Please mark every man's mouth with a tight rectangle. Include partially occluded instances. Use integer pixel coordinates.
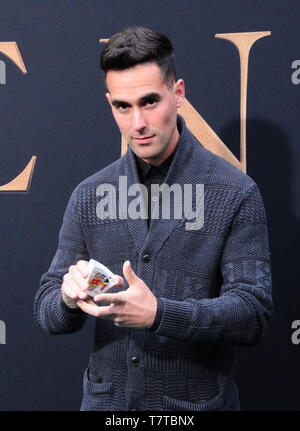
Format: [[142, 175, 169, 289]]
[[132, 135, 155, 143]]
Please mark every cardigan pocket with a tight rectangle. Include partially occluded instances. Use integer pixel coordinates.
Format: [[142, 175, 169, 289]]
[[153, 262, 220, 301], [83, 221, 137, 267], [158, 228, 226, 276], [162, 375, 227, 411], [80, 367, 113, 411]]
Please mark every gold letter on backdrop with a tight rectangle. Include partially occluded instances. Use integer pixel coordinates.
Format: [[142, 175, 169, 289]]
[[0, 42, 36, 192], [101, 31, 271, 173], [215, 31, 271, 172]]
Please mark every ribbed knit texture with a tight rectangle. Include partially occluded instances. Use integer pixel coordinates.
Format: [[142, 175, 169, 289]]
[[33, 116, 272, 411]]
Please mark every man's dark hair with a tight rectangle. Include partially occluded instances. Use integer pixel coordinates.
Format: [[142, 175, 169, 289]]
[[100, 26, 176, 87]]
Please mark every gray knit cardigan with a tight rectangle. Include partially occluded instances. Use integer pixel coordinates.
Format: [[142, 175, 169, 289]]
[[34, 116, 272, 411]]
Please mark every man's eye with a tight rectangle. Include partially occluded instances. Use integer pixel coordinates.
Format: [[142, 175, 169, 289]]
[[147, 99, 156, 105], [114, 103, 128, 112], [143, 99, 157, 107], [117, 104, 128, 112]]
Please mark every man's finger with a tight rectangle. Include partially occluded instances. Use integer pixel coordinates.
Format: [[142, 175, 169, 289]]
[[93, 292, 124, 304], [114, 321, 122, 327], [77, 260, 89, 278], [113, 275, 124, 287], [69, 266, 89, 291], [62, 279, 87, 300], [77, 299, 117, 318], [123, 260, 139, 285]]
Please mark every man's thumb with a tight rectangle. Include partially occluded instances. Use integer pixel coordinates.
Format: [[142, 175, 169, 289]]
[[123, 260, 139, 285]]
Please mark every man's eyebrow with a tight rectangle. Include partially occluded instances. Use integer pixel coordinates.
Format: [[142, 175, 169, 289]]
[[139, 93, 161, 104], [111, 93, 161, 107], [111, 99, 131, 107]]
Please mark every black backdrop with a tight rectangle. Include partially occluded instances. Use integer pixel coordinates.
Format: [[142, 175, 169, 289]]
[[0, 0, 299, 411]]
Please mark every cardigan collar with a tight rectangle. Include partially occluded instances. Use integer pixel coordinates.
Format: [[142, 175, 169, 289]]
[[123, 114, 213, 254], [133, 115, 181, 182]]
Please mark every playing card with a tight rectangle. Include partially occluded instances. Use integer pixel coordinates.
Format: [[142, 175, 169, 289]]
[[86, 259, 117, 298]]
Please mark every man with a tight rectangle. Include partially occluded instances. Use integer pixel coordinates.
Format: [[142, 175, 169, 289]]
[[34, 27, 272, 411]]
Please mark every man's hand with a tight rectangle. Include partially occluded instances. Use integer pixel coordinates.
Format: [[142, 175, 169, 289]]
[[61, 260, 123, 309], [77, 260, 157, 329]]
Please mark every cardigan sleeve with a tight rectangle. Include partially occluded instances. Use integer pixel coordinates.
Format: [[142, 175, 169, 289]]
[[152, 184, 273, 346], [33, 187, 89, 335]]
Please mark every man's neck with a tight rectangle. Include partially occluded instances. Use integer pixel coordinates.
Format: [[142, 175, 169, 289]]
[[142, 126, 180, 167]]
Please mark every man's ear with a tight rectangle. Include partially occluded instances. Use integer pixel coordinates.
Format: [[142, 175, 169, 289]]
[[106, 92, 112, 107], [174, 79, 185, 108]]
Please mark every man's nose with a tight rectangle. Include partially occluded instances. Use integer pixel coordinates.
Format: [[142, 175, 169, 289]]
[[133, 109, 147, 132]]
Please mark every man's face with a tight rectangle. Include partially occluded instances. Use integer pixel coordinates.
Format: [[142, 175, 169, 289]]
[[106, 62, 185, 166]]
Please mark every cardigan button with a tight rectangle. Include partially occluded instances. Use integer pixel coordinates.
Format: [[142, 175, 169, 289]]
[[131, 356, 140, 365], [142, 253, 151, 262]]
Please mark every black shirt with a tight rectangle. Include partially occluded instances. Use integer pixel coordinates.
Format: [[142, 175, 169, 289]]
[[134, 148, 177, 332], [134, 149, 176, 227]]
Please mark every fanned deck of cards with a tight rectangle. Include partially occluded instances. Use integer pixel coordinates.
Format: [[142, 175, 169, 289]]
[[87, 259, 117, 298]]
